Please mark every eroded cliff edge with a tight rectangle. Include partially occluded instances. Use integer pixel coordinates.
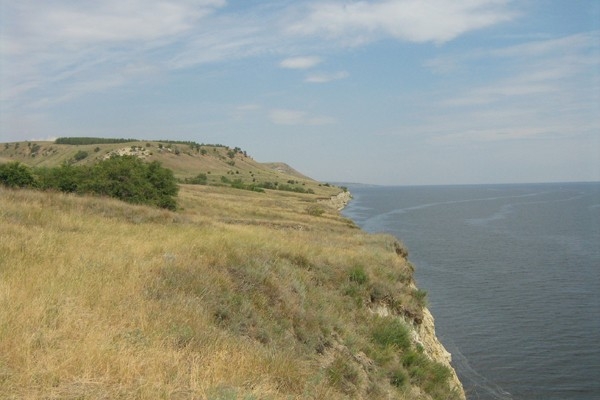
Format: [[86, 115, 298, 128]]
[[2, 184, 466, 399], [334, 191, 466, 399]]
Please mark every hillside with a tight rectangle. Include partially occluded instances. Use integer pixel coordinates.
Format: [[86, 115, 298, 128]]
[[0, 139, 465, 399], [0, 139, 338, 197]]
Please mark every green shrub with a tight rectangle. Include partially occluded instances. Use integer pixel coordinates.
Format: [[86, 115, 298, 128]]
[[185, 173, 208, 185], [30, 143, 41, 155], [389, 367, 408, 388], [0, 162, 36, 188], [230, 179, 245, 189], [55, 137, 138, 145], [33, 156, 180, 210], [306, 204, 325, 216], [72, 150, 89, 161], [348, 266, 368, 285], [326, 355, 360, 395], [412, 288, 428, 307], [371, 317, 410, 351], [258, 181, 276, 190], [401, 349, 454, 399], [35, 164, 84, 193]]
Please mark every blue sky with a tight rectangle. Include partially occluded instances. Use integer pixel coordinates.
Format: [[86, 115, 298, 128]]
[[1, 0, 599, 185]]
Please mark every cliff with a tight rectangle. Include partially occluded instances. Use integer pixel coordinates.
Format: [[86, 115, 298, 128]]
[[417, 309, 464, 395], [1, 142, 465, 399], [330, 190, 465, 398], [321, 190, 353, 210]]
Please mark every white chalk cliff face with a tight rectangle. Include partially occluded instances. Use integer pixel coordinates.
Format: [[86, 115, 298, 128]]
[[416, 308, 465, 397], [341, 190, 465, 399], [370, 302, 465, 399], [323, 191, 353, 210]]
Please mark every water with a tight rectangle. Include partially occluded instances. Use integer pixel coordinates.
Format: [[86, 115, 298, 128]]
[[341, 182, 600, 400]]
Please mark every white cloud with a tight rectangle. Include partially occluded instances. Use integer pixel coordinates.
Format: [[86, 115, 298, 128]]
[[306, 116, 337, 125], [29, 135, 58, 142], [232, 103, 262, 120], [0, 0, 518, 109], [269, 109, 306, 125], [280, 56, 322, 69], [236, 104, 261, 112], [14, 0, 225, 47], [430, 32, 599, 109], [305, 71, 349, 83], [431, 127, 548, 144], [1, 0, 228, 106], [269, 109, 336, 125], [167, 26, 270, 69], [443, 83, 557, 106], [488, 32, 598, 58], [286, 0, 517, 45]]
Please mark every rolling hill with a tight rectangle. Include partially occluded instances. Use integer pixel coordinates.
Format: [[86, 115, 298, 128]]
[[0, 138, 339, 197]]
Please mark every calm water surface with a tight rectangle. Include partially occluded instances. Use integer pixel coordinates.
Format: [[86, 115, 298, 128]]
[[342, 182, 600, 400]]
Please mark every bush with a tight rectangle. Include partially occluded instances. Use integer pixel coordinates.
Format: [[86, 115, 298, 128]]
[[327, 355, 360, 395], [0, 162, 36, 188], [306, 204, 325, 216], [55, 137, 138, 145], [258, 181, 276, 190], [412, 288, 428, 307], [35, 164, 85, 193], [84, 156, 178, 210], [371, 317, 411, 351], [185, 173, 207, 185], [348, 266, 369, 285], [31, 156, 179, 210], [389, 367, 408, 387], [30, 143, 41, 155], [72, 150, 89, 161], [401, 349, 453, 398]]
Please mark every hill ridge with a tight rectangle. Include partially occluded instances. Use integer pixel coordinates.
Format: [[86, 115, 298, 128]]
[[0, 139, 338, 197]]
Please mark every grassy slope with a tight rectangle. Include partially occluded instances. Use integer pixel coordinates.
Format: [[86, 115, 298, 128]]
[[0, 140, 463, 399], [0, 141, 337, 197]]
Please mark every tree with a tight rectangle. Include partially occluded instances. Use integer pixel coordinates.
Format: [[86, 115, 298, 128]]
[[72, 150, 89, 162], [0, 162, 36, 188], [35, 163, 85, 193], [83, 156, 178, 210]]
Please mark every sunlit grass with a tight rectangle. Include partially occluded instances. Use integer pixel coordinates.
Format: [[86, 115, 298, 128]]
[[0, 186, 461, 399]]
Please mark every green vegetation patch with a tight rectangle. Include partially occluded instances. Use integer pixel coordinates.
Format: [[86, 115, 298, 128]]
[[55, 137, 139, 145], [371, 316, 411, 351], [0, 162, 36, 188], [1, 156, 178, 210]]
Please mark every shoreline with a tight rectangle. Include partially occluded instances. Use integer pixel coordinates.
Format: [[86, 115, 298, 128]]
[[339, 188, 466, 399], [324, 189, 353, 210]]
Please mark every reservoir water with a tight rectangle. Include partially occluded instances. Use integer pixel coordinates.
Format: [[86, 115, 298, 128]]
[[341, 182, 600, 399]]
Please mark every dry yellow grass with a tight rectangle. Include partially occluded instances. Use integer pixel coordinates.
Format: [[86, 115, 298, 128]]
[[1, 185, 459, 399]]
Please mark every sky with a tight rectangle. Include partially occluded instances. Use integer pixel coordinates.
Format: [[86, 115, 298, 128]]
[[1, 0, 599, 185]]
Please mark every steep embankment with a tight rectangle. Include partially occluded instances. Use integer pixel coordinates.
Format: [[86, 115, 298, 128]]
[[1, 139, 464, 399], [0, 184, 465, 399]]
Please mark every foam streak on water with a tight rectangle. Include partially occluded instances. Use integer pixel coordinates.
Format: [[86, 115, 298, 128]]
[[342, 183, 600, 400]]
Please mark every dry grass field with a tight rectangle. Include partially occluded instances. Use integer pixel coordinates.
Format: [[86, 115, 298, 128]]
[[1, 175, 462, 399]]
